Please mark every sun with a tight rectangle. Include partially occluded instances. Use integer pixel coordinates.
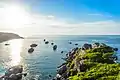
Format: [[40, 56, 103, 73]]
[[3, 4, 30, 28]]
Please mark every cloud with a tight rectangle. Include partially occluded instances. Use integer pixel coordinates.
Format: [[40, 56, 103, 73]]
[[18, 13, 120, 36], [0, 2, 119, 36], [88, 13, 103, 16], [70, 20, 120, 35], [88, 13, 112, 18], [1, 11, 120, 36]]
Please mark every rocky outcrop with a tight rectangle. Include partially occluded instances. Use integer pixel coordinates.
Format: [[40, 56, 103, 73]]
[[28, 48, 34, 53], [30, 44, 38, 47], [51, 43, 54, 45], [69, 42, 72, 44], [82, 43, 92, 50], [0, 32, 23, 43], [54, 43, 120, 80], [45, 41, 49, 44], [53, 45, 57, 51], [0, 65, 27, 80], [92, 42, 100, 48]]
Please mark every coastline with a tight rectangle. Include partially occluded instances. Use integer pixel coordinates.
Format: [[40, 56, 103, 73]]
[[0, 32, 23, 43], [54, 43, 120, 80]]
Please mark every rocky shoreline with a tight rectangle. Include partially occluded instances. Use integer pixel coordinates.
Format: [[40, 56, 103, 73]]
[[54, 43, 120, 80]]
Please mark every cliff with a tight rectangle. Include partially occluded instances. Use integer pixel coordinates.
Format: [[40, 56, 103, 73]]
[[0, 32, 23, 43], [55, 43, 120, 80]]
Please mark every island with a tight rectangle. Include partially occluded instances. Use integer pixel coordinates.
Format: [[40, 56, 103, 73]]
[[0, 32, 23, 43], [54, 43, 120, 80]]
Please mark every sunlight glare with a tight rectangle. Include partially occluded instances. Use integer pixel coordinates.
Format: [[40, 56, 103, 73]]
[[9, 39, 23, 66], [3, 4, 30, 28]]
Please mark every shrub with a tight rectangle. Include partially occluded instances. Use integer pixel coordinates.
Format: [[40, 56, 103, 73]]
[[68, 44, 120, 80]]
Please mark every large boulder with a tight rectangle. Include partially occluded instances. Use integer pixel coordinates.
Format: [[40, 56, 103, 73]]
[[30, 44, 38, 47], [45, 41, 49, 44], [82, 43, 92, 50], [28, 48, 34, 53], [53, 45, 57, 51], [5, 65, 23, 76], [100, 43, 107, 47], [3, 65, 26, 80], [57, 65, 67, 75], [92, 42, 100, 48]]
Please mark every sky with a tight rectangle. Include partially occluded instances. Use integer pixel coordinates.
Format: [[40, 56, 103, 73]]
[[0, 0, 120, 36]]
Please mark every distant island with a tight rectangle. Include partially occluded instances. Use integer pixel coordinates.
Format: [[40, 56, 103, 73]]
[[0, 32, 23, 43]]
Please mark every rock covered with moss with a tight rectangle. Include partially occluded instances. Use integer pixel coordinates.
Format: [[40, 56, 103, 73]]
[[54, 43, 120, 80]]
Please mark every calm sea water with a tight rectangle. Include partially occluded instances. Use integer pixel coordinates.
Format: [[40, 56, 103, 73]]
[[0, 35, 120, 80]]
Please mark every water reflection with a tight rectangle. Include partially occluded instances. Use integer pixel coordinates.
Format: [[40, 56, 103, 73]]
[[9, 39, 23, 66]]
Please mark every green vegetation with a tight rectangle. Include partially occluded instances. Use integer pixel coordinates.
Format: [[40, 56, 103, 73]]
[[67, 45, 120, 80]]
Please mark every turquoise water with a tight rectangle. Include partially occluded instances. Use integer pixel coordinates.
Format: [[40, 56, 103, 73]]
[[0, 35, 120, 80]]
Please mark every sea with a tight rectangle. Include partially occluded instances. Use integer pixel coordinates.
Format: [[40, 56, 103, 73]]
[[0, 35, 120, 80]]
